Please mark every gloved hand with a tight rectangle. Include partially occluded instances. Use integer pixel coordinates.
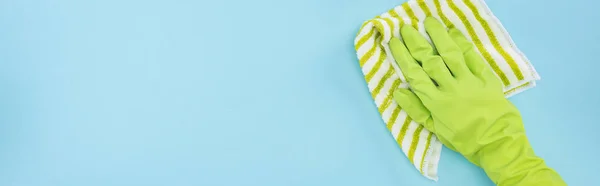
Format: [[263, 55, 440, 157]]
[[389, 17, 566, 186]]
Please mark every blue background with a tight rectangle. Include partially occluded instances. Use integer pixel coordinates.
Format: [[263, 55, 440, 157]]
[[0, 0, 597, 185]]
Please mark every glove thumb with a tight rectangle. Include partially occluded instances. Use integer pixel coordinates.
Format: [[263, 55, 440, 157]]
[[393, 88, 435, 133]]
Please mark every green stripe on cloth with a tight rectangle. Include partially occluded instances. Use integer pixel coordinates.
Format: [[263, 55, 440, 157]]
[[355, 28, 374, 51], [504, 82, 531, 95], [396, 116, 412, 146], [402, 3, 419, 29], [420, 133, 433, 174], [463, 0, 524, 80], [378, 79, 401, 114], [382, 17, 396, 35], [388, 9, 400, 18], [359, 33, 381, 67], [417, 0, 433, 16], [446, 0, 511, 86], [365, 50, 385, 82], [408, 125, 424, 164], [386, 106, 402, 130], [434, 0, 453, 27], [433, 0, 454, 28], [359, 44, 376, 67], [371, 65, 395, 97]]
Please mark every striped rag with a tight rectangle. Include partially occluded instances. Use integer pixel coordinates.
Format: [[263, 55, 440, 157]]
[[353, 0, 539, 180]]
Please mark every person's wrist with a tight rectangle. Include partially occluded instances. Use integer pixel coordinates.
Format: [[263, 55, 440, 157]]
[[471, 113, 543, 184]]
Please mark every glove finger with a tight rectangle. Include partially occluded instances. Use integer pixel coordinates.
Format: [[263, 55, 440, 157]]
[[401, 25, 455, 87], [389, 37, 438, 94], [448, 28, 501, 85], [393, 88, 435, 132], [423, 17, 470, 78]]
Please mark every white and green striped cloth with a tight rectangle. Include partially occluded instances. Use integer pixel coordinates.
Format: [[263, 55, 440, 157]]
[[353, 0, 539, 180]]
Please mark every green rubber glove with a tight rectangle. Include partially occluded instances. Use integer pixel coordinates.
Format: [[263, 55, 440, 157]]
[[389, 17, 566, 186]]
